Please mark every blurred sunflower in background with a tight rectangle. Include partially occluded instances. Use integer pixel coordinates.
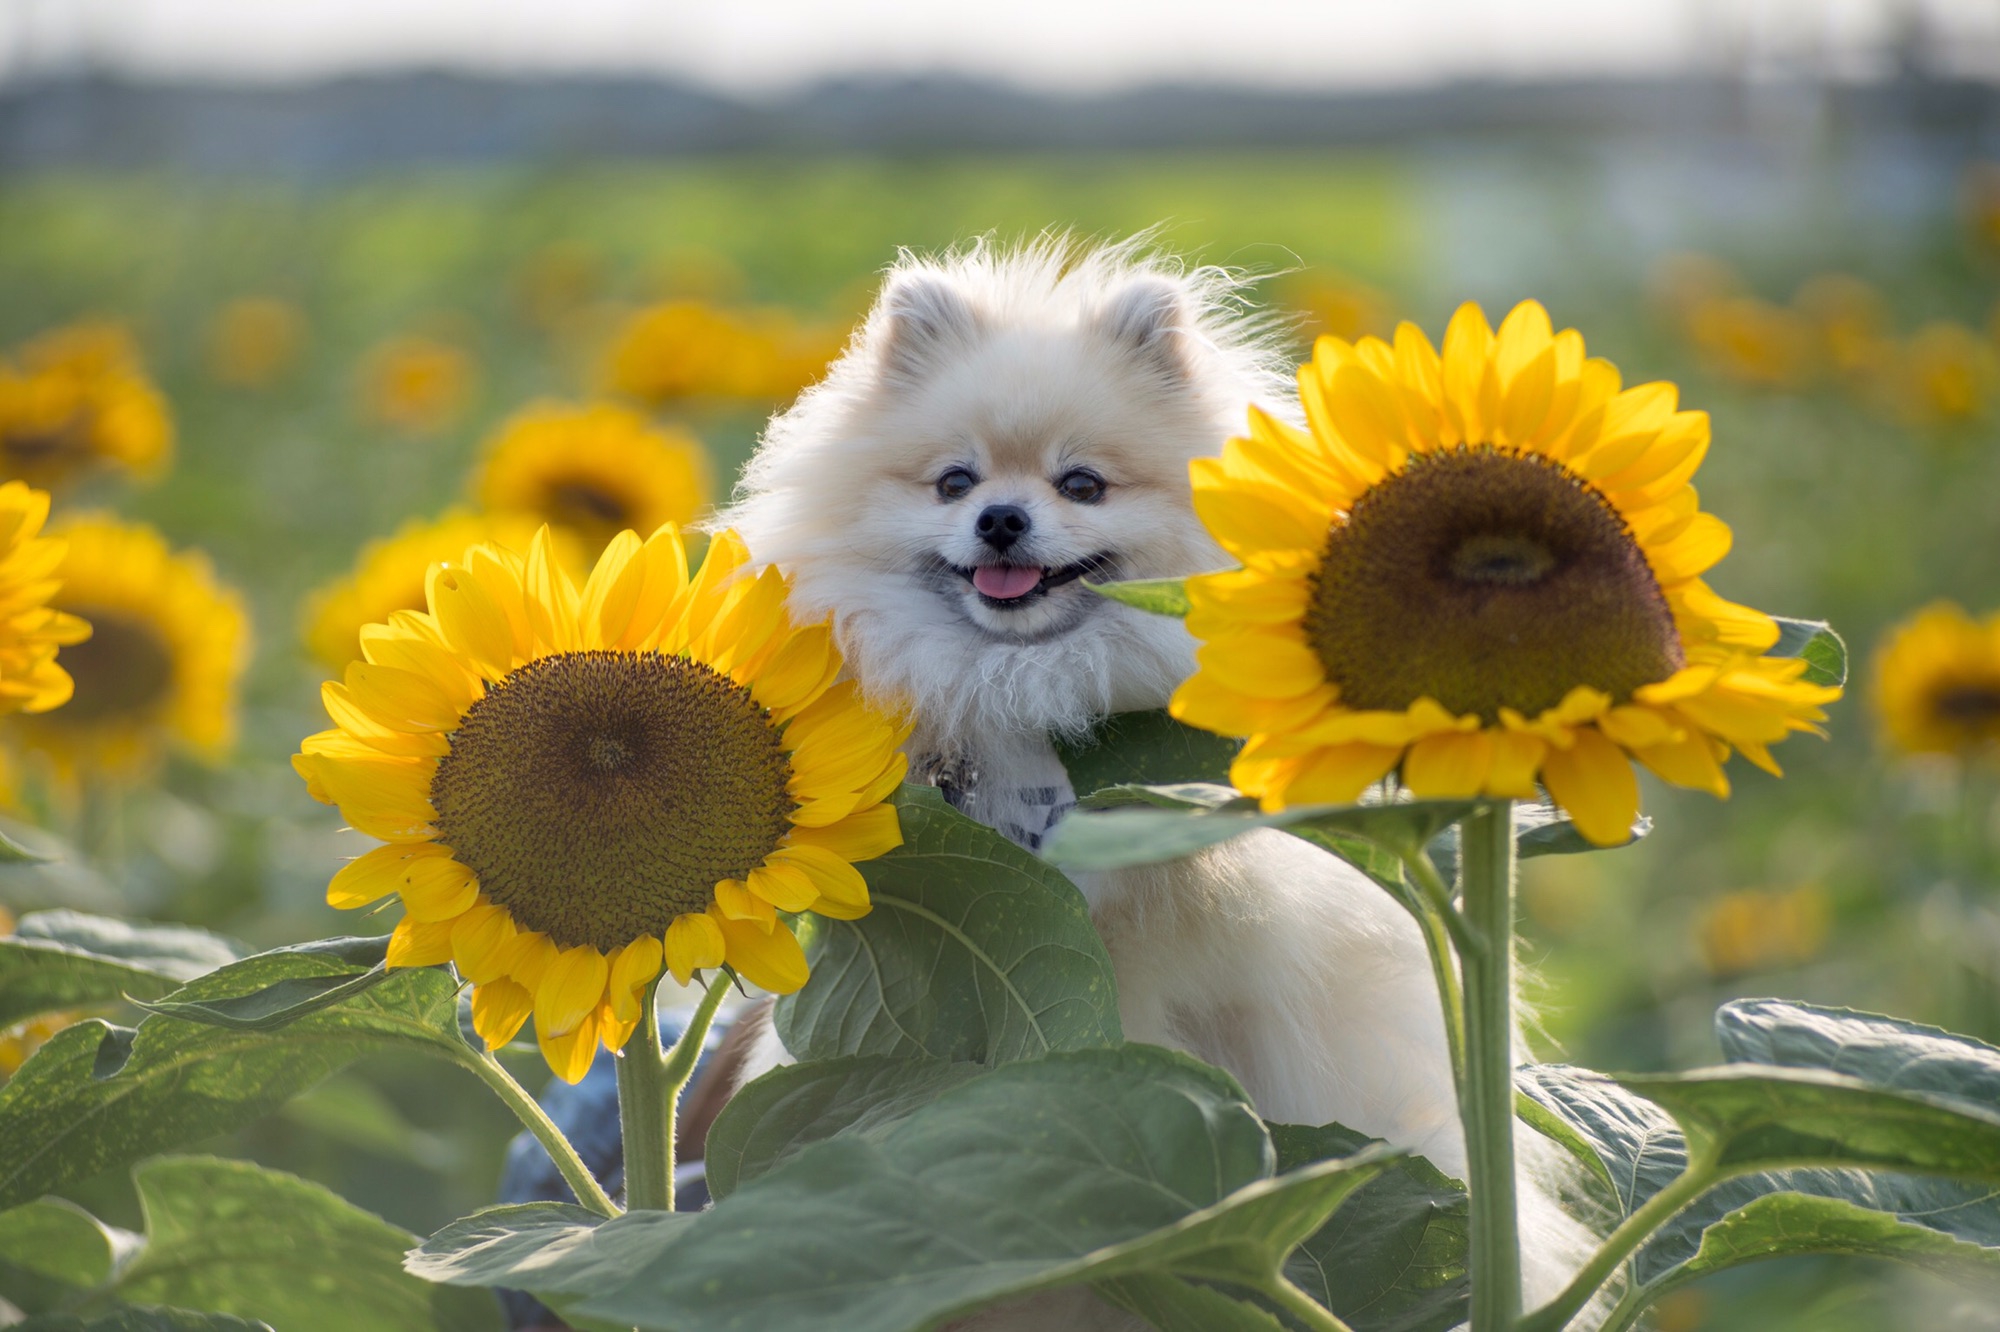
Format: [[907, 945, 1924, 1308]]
[[301, 510, 579, 672], [9, 514, 249, 783], [1793, 273, 1890, 383], [205, 297, 308, 390], [601, 300, 779, 404], [293, 525, 908, 1081], [471, 401, 710, 552], [1686, 295, 1815, 390], [0, 322, 173, 489], [1874, 602, 2000, 761], [1172, 300, 1840, 845], [1697, 883, 1831, 977], [1892, 322, 1996, 428], [0, 482, 90, 717], [601, 300, 846, 405], [357, 334, 475, 436]]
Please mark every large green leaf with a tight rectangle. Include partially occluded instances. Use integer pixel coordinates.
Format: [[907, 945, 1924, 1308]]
[[703, 1055, 987, 1199], [1055, 710, 1240, 798], [0, 912, 243, 1029], [17, 1309, 273, 1331], [1650, 1191, 2000, 1295], [0, 948, 464, 1211], [1043, 783, 1474, 875], [773, 785, 1120, 1065], [413, 1045, 1394, 1332], [0, 1156, 496, 1331], [1268, 1123, 1469, 1332], [1769, 616, 1848, 688], [1716, 998, 2000, 1102], [1517, 1065, 1686, 1221], [0, 1197, 130, 1315], [133, 938, 396, 1033], [1520, 1051, 2000, 1319], [1617, 1064, 2000, 1179], [1094, 1274, 1288, 1331], [112, 1157, 496, 1331]]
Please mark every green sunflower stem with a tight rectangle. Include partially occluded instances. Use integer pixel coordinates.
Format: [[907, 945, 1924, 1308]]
[[1459, 800, 1522, 1332], [1401, 850, 1470, 1086], [618, 971, 730, 1213], [459, 1048, 618, 1218]]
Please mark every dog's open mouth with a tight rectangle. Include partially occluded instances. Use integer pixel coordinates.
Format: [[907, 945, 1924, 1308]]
[[956, 555, 1112, 608]]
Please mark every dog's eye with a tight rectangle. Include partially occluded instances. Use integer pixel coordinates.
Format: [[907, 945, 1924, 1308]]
[[935, 468, 977, 501], [1055, 468, 1106, 504]]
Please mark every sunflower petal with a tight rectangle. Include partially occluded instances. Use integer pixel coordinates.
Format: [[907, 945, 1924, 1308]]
[[1539, 727, 1641, 847], [785, 803, 903, 862], [714, 911, 809, 994], [665, 912, 726, 985], [471, 978, 534, 1049], [386, 915, 456, 969], [538, 1006, 603, 1084], [535, 945, 609, 1039]]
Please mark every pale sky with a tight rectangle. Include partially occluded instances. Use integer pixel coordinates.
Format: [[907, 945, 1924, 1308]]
[[5, 0, 1997, 91]]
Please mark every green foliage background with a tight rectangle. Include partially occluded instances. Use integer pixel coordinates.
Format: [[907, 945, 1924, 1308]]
[[2, 145, 1999, 1329]]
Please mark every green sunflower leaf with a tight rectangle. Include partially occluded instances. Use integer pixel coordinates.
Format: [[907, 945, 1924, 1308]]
[[1093, 1274, 1289, 1331], [0, 1156, 496, 1332], [1616, 1064, 2000, 1181], [1768, 616, 1848, 688], [703, 1055, 988, 1200], [414, 1045, 1394, 1332], [1519, 1048, 2000, 1323], [1043, 784, 1475, 874], [1055, 709, 1241, 797], [0, 911, 244, 1029], [15, 1309, 274, 1331], [0, 1196, 130, 1315], [1083, 575, 1190, 618], [131, 938, 396, 1032], [1268, 1122, 1470, 1332], [1642, 1190, 2000, 1300], [773, 784, 1121, 1065], [0, 948, 465, 1211]]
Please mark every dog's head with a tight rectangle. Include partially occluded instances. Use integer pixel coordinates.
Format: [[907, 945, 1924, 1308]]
[[726, 238, 1292, 745]]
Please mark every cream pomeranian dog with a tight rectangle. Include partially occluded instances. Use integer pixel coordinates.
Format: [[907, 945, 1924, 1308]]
[[720, 236, 1599, 1327]]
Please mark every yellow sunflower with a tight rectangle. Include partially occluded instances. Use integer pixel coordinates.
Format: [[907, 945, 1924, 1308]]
[[9, 515, 249, 781], [0, 322, 173, 489], [1171, 300, 1841, 845], [1872, 602, 2000, 760], [0, 482, 90, 715], [471, 401, 710, 552], [293, 525, 908, 1082], [301, 510, 580, 672]]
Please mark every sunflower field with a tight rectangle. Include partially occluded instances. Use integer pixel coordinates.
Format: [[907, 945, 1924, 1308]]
[[2, 144, 2000, 1332]]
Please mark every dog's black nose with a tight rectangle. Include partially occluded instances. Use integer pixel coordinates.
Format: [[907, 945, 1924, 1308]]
[[975, 504, 1030, 551]]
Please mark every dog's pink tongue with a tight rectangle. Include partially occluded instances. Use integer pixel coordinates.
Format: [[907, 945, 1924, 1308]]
[[973, 565, 1043, 599]]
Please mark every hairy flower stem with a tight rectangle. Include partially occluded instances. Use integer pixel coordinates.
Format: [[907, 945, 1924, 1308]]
[[459, 1047, 618, 1218], [1460, 801, 1522, 1332], [1515, 1148, 1720, 1332], [618, 973, 730, 1213], [1402, 850, 1470, 1087]]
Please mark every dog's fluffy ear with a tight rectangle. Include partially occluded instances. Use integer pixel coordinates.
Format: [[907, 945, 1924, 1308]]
[[879, 273, 979, 379], [1097, 276, 1190, 380]]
